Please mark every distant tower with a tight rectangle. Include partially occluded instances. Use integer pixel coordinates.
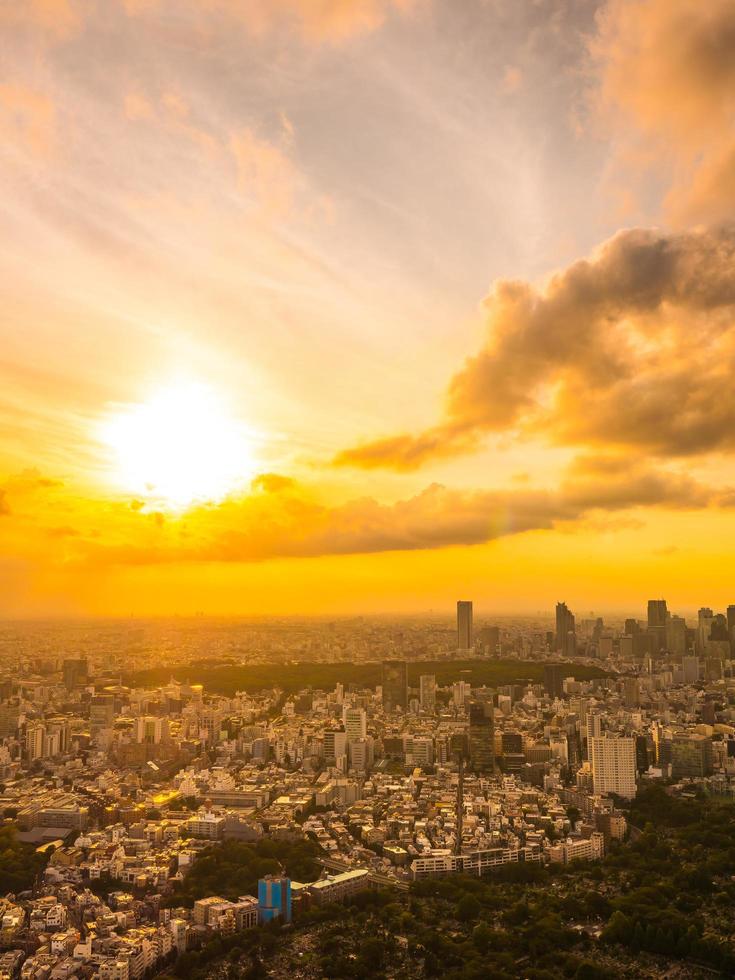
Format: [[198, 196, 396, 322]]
[[455, 754, 464, 856], [381, 661, 408, 711], [647, 599, 668, 653], [457, 601, 473, 651], [419, 674, 436, 711], [468, 698, 495, 773], [555, 602, 576, 657]]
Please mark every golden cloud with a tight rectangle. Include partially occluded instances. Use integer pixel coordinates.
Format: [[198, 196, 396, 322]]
[[0, 459, 727, 569], [336, 225, 735, 469]]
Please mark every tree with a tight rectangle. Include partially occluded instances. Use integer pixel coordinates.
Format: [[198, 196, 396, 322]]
[[457, 894, 482, 923]]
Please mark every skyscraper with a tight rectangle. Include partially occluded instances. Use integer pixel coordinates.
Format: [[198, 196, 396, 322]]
[[343, 706, 367, 739], [697, 607, 714, 654], [589, 735, 637, 799], [555, 602, 576, 656], [382, 661, 408, 711], [647, 599, 668, 652], [419, 674, 436, 710], [666, 614, 688, 656], [457, 601, 473, 650], [543, 663, 566, 699], [468, 698, 494, 773], [647, 599, 667, 627]]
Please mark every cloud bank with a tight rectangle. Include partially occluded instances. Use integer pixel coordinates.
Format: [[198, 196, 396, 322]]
[[336, 225, 735, 469], [0, 460, 728, 568]]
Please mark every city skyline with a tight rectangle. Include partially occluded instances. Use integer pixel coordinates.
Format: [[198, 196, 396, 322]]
[[3, 0, 735, 616]]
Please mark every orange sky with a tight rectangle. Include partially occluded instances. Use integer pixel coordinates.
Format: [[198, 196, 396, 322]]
[[2, 0, 735, 617]]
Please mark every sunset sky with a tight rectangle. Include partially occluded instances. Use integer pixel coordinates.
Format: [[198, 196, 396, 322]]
[[2, 0, 735, 617]]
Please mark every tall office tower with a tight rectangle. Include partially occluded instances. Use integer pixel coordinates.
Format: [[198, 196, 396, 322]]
[[697, 607, 714, 653], [647, 599, 667, 627], [89, 695, 115, 731], [478, 626, 500, 655], [666, 615, 688, 656], [452, 680, 471, 707], [646, 599, 668, 652], [258, 876, 292, 924], [635, 735, 650, 774], [342, 706, 367, 740], [589, 734, 637, 798], [623, 676, 640, 708], [543, 663, 566, 699], [25, 723, 46, 761], [419, 674, 436, 711], [555, 602, 576, 656], [728, 605, 735, 638], [710, 614, 729, 641], [681, 655, 700, 684], [382, 661, 408, 711], [457, 601, 474, 650], [468, 698, 495, 773], [671, 734, 714, 779], [348, 738, 372, 772], [586, 710, 603, 745], [323, 729, 348, 766], [412, 736, 434, 767]]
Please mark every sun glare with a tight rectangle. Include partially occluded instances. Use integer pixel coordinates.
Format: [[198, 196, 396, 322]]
[[101, 382, 257, 509]]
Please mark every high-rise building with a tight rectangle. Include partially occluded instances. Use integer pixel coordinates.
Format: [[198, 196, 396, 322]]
[[666, 615, 688, 656], [348, 738, 372, 772], [543, 663, 566, 699], [697, 607, 715, 653], [671, 734, 713, 779], [452, 681, 471, 707], [25, 723, 46, 761], [323, 730, 348, 766], [411, 736, 434, 767], [555, 602, 576, 656], [89, 695, 115, 731], [623, 677, 640, 708], [343, 707, 367, 740], [468, 698, 494, 773], [382, 661, 408, 711], [647, 599, 668, 652], [419, 674, 436, 711], [589, 735, 637, 798], [457, 601, 473, 650], [681, 655, 699, 684], [478, 626, 500, 655], [258, 876, 291, 924]]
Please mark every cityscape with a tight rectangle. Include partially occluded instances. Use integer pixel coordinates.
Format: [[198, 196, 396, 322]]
[[4, 0, 735, 977], [0, 601, 731, 977]]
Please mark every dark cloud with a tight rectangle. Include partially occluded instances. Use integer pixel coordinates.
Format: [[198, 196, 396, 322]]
[[335, 225, 735, 469]]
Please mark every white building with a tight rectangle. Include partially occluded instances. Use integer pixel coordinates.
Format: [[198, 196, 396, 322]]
[[589, 735, 637, 799]]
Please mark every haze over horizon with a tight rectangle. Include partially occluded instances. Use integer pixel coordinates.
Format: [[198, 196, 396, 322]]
[[3, 0, 735, 616]]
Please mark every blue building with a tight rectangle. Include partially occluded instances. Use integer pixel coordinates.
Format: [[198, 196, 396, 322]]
[[257, 875, 292, 924]]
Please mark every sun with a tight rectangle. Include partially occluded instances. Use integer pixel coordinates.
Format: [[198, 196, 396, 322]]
[[100, 382, 257, 508]]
